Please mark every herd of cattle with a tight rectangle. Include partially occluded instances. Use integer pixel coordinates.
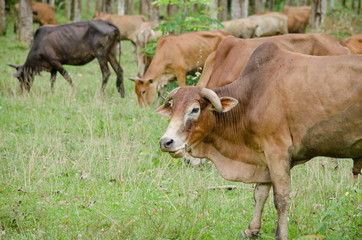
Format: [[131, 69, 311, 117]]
[[8, 3, 362, 240]]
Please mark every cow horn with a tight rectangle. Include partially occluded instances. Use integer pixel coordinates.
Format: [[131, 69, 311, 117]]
[[164, 87, 180, 106], [7, 63, 20, 69], [201, 88, 222, 112]]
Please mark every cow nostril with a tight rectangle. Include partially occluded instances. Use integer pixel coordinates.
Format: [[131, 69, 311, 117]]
[[160, 138, 174, 149], [165, 139, 174, 148]]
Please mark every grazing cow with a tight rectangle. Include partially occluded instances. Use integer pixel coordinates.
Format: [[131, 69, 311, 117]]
[[283, 6, 311, 33], [135, 22, 162, 77], [129, 31, 229, 107], [344, 34, 362, 54], [197, 34, 350, 89], [14, 1, 58, 32], [221, 18, 257, 38], [157, 42, 362, 240], [248, 12, 288, 37], [8, 20, 125, 97]]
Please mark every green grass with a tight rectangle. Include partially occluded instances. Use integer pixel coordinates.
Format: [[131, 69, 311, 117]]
[[0, 6, 361, 240]]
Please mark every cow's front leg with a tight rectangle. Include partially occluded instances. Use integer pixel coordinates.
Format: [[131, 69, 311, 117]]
[[241, 183, 271, 239], [269, 158, 291, 240], [108, 54, 125, 98], [50, 61, 75, 90], [50, 70, 57, 92]]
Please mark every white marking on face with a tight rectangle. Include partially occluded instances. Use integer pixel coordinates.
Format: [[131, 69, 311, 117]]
[[184, 102, 201, 126], [161, 117, 186, 152]]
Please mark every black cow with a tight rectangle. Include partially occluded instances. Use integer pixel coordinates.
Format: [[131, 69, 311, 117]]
[[8, 19, 125, 97]]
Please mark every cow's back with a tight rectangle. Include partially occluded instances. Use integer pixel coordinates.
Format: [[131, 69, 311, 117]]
[[205, 34, 350, 89]]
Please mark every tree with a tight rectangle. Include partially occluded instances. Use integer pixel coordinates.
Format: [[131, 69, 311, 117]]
[[0, 0, 5, 36], [149, 1, 159, 23], [219, 0, 227, 21], [269, 0, 274, 11], [127, 0, 134, 14], [140, 0, 149, 17], [65, 0, 71, 19], [103, 0, 114, 13], [210, 0, 218, 20], [310, 0, 327, 29], [19, 0, 33, 46], [72, 0, 81, 22], [255, 0, 266, 12], [231, 0, 248, 19], [96, 0, 101, 11], [117, 0, 126, 15]]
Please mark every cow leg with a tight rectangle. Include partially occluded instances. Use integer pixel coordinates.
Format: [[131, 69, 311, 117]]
[[108, 55, 125, 98], [97, 58, 111, 94], [176, 71, 186, 87], [50, 61, 75, 90], [352, 157, 362, 179], [241, 183, 271, 238], [50, 70, 57, 92], [268, 158, 291, 240]]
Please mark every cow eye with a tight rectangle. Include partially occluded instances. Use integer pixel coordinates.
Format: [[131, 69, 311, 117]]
[[191, 107, 199, 114], [142, 90, 146, 95]]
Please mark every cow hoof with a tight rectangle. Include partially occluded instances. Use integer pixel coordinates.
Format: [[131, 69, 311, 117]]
[[240, 229, 261, 239]]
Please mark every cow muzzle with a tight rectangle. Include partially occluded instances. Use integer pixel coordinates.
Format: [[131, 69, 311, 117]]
[[159, 137, 185, 158]]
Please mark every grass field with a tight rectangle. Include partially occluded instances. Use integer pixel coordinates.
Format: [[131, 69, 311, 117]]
[[0, 5, 361, 240]]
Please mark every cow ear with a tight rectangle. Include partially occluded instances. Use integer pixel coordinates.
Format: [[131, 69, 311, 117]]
[[156, 104, 172, 118], [210, 97, 238, 113], [128, 77, 144, 84]]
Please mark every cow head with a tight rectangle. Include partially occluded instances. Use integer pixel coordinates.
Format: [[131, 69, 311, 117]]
[[157, 86, 238, 158], [129, 77, 157, 108], [8, 64, 34, 92]]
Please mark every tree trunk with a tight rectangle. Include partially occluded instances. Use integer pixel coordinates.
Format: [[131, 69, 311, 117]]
[[330, 0, 334, 9], [269, 0, 274, 11], [287, 0, 293, 6], [342, 0, 346, 8], [65, 0, 71, 19], [310, 0, 327, 29], [351, 0, 355, 11], [167, 4, 178, 18], [210, 0, 218, 20], [302, 0, 308, 5], [255, 0, 265, 12], [231, 0, 241, 19], [0, 0, 5, 36], [95, 0, 101, 11], [19, 0, 33, 46], [117, 0, 125, 15], [49, 0, 54, 6], [149, 1, 159, 23], [140, 0, 149, 17], [72, 0, 81, 22], [103, 0, 114, 13], [357, 0, 361, 14], [220, 0, 227, 21], [241, 0, 248, 18], [127, 0, 134, 14]]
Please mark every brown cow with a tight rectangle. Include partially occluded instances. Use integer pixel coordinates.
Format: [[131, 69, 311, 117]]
[[135, 22, 162, 77], [248, 12, 288, 37], [221, 18, 257, 38], [157, 42, 362, 239], [283, 6, 311, 33], [129, 31, 229, 107], [93, 11, 146, 44], [344, 34, 362, 54], [197, 34, 350, 89], [14, 1, 58, 32]]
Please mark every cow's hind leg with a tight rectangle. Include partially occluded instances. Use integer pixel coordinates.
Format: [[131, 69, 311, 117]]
[[97, 58, 111, 94], [241, 183, 271, 239], [108, 54, 125, 98], [353, 157, 362, 179]]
